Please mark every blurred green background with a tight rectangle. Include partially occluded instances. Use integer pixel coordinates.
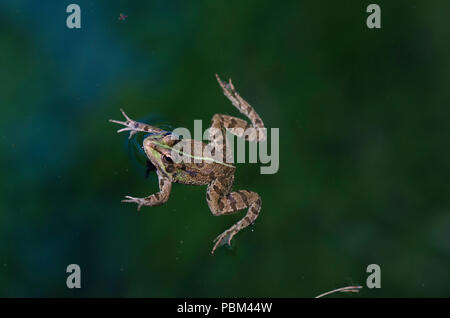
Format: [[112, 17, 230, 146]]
[[0, 0, 449, 297]]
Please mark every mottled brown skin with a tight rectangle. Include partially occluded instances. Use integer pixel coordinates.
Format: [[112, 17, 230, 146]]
[[110, 74, 266, 254]]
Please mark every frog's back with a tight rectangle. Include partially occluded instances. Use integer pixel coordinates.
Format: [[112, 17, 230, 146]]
[[171, 139, 235, 185]]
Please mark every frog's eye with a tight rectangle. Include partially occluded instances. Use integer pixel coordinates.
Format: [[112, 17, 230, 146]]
[[162, 155, 174, 164]]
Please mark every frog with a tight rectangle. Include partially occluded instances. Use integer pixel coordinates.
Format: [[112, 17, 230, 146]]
[[109, 74, 266, 254]]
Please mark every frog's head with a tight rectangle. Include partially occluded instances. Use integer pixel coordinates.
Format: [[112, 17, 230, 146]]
[[143, 133, 180, 178]]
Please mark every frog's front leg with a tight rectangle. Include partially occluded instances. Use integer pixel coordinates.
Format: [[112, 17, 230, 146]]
[[109, 108, 166, 139], [122, 173, 172, 211], [206, 177, 262, 254]]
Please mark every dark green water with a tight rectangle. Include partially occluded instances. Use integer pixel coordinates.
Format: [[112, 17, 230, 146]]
[[1, 1, 449, 297]]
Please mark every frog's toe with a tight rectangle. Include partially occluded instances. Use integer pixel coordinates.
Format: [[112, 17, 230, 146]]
[[119, 108, 133, 122], [211, 231, 234, 254], [211, 239, 224, 254], [109, 119, 127, 126], [227, 231, 237, 245], [122, 195, 137, 202], [122, 196, 145, 211]]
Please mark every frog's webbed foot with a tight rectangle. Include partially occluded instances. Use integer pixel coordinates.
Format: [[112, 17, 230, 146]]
[[215, 74, 236, 94], [211, 225, 239, 254], [109, 108, 165, 139], [214, 74, 266, 142], [207, 180, 262, 254]]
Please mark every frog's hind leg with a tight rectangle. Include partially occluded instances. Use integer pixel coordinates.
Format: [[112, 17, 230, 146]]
[[213, 74, 266, 142], [206, 178, 262, 254], [109, 108, 166, 139]]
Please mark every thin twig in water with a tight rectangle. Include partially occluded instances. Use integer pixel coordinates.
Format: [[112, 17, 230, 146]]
[[315, 285, 362, 298]]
